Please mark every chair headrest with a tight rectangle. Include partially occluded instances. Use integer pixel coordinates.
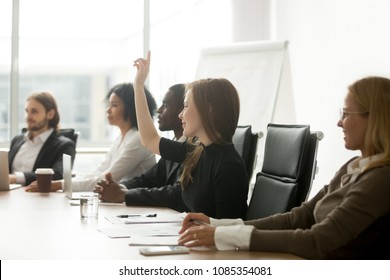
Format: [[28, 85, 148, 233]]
[[232, 125, 253, 158], [261, 124, 310, 179]]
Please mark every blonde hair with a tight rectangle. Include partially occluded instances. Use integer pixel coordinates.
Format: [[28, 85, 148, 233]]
[[180, 78, 240, 187], [348, 76, 390, 170]]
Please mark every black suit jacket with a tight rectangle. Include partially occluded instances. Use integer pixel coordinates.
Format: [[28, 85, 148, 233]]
[[121, 157, 189, 212], [8, 130, 76, 185]]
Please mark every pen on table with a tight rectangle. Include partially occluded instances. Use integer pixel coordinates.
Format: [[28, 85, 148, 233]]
[[189, 218, 209, 226], [117, 214, 157, 218]]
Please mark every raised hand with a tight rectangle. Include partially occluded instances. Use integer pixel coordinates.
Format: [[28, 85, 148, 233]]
[[133, 50, 151, 88]]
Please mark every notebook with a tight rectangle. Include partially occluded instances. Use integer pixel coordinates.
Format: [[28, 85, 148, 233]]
[[63, 153, 91, 199], [0, 151, 22, 191]]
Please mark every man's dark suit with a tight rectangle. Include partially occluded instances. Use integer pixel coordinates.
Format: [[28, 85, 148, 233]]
[[122, 157, 189, 212], [8, 130, 76, 186]]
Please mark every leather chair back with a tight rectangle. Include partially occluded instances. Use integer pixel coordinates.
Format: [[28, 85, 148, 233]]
[[246, 123, 322, 220], [232, 125, 260, 180], [57, 128, 79, 147]]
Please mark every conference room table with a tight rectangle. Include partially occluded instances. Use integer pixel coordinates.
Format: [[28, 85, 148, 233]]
[[0, 187, 302, 260]]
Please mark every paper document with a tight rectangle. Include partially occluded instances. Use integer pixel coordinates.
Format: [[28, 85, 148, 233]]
[[98, 223, 181, 238], [128, 236, 179, 246]]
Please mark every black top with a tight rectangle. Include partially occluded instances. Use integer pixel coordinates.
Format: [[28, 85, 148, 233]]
[[8, 130, 76, 185], [121, 157, 189, 212], [160, 137, 248, 219]]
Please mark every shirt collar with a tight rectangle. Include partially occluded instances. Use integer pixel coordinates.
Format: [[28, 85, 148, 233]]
[[177, 135, 187, 142], [347, 153, 384, 175], [24, 128, 54, 143], [123, 127, 136, 139]]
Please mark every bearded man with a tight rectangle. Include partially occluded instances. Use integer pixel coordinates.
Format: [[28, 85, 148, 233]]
[[8, 91, 75, 186]]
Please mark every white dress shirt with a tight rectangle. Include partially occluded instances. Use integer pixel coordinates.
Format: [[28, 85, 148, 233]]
[[12, 128, 54, 185], [70, 128, 156, 192], [211, 218, 254, 250]]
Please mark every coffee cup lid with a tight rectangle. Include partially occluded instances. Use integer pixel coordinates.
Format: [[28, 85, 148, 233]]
[[35, 168, 54, 175]]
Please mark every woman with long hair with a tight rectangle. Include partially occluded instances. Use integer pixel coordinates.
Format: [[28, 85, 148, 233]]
[[131, 51, 248, 219]]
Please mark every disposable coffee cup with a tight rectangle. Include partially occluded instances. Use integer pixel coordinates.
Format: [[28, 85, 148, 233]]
[[35, 168, 54, 193], [80, 193, 99, 219]]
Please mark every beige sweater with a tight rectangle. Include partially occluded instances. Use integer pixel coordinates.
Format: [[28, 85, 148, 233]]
[[245, 156, 390, 259]]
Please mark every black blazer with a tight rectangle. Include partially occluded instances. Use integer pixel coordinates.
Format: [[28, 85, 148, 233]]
[[8, 130, 76, 185], [122, 157, 189, 212]]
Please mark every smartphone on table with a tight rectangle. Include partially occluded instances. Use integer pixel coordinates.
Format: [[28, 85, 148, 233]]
[[139, 246, 190, 256]]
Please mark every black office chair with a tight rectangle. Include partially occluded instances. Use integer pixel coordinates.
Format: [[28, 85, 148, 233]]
[[295, 129, 323, 206], [57, 128, 79, 148], [232, 125, 261, 180], [246, 123, 323, 220]]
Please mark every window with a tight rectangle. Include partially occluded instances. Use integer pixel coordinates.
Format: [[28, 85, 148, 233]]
[[17, 0, 144, 145], [0, 0, 12, 142], [1, 0, 232, 147]]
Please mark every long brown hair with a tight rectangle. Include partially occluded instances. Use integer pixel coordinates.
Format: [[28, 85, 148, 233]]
[[348, 76, 390, 171], [180, 78, 240, 187]]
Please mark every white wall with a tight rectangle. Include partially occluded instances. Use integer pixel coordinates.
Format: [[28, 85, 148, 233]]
[[273, 0, 390, 197]]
